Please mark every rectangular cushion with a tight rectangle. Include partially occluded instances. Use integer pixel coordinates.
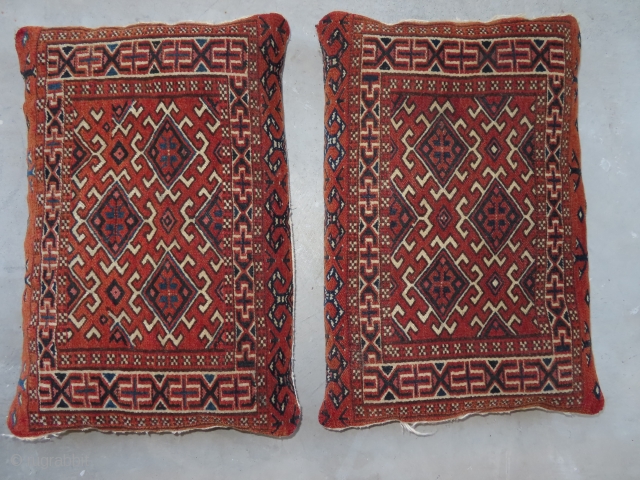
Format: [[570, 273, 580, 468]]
[[9, 14, 299, 438], [318, 12, 603, 429]]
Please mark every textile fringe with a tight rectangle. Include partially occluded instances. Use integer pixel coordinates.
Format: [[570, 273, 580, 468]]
[[400, 423, 438, 437]]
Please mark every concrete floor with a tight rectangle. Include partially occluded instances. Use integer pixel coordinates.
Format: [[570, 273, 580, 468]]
[[0, 0, 638, 479]]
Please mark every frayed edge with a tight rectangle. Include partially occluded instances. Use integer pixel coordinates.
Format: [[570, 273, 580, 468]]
[[3, 423, 287, 441], [323, 404, 601, 432], [489, 14, 525, 21], [1, 432, 60, 442], [400, 422, 437, 437], [356, 13, 575, 27]]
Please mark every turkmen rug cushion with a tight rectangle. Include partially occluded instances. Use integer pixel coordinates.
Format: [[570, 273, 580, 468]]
[[9, 14, 299, 438], [318, 12, 604, 429]]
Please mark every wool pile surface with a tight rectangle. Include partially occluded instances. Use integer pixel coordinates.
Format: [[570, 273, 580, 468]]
[[318, 12, 603, 429], [9, 14, 299, 438]]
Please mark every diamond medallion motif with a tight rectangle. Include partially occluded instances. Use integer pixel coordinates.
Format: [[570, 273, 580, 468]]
[[417, 250, 469, 320], [145, 118, 195, 187], [417, 116, 468, 186], [436, 206, 452, 230], [106, 279, 125, 305], [485, 137, 503, 161], [486, 272, 504, 295], [159, 208, 177, 233], [471, 180, 523, 253], [143, 254, 197, 331], [110, 140, 129, 165], [89, 183, 141, 259]]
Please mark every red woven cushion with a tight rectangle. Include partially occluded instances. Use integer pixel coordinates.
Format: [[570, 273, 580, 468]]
[[9, 14, 299, 438], [318, 12, 603, 429]]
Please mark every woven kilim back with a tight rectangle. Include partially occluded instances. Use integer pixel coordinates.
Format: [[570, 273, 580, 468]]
[[9, 14, 299, 437], [318, 12, 604, 429]]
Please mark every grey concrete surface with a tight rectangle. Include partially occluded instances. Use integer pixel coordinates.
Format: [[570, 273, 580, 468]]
[[0, 0, 638, 478]]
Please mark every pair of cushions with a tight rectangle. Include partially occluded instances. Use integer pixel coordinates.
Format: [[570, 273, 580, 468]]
[[8, 12, 603, 438]]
